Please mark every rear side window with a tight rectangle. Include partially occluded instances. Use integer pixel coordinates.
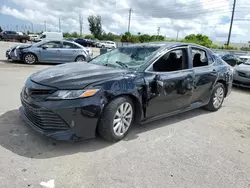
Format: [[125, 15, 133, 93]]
[[191, 48, 213, 67], [63, 42, 80, 49], [41, 41, 61, 48]]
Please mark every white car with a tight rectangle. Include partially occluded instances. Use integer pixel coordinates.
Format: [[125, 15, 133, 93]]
[[98, 41, 116, 49], [28, 34, 40, 42], [239, 53, 250, 62]]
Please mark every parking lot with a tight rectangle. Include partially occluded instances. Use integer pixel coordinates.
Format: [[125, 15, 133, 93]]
[[0, 41, 250, 188]]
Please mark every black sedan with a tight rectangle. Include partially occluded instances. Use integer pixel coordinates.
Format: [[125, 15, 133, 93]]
[[221, 54, 244, 67], [19, 42, 233, 142]]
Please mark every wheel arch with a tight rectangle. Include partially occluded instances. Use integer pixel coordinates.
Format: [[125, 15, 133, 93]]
[[216, 79, 228, 97], [22, 52, 38, 62], [97, 93, 143, 132], [75, 54, 86, 61]]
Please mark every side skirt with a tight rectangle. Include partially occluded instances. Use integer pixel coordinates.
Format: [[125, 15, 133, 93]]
[[141, 101, 207, 124]]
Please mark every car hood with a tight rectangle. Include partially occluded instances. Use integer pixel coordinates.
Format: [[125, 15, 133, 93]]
[[30, 62, 130, 89], [235, 63, 250, 71], [11, 44, 32, 50]]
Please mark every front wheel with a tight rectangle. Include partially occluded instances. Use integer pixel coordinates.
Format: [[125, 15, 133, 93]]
[[204, 83, 225, 111], [23, 53, 37, 64], [97, 96, 134, 142]]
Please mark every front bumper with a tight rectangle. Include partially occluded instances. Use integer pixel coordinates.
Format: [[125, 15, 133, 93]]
[[19, 88, 103, 141], [233, 71, 250, 88], [6, 48, 22, 61]]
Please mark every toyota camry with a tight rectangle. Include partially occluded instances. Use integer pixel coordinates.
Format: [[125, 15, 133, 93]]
[[19, 42, 233, 142]]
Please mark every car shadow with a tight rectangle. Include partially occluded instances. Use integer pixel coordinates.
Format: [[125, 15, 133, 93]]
[[0, 108, 209, 159], [232, 86, 250, 94], [0, 59, 59, 66]]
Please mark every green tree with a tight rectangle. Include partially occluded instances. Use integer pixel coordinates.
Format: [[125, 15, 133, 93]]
[[182, 34, 213, 47], [84, 34, 95, 40], [88, 15, 103, 38], [0, 26, 3, 32]]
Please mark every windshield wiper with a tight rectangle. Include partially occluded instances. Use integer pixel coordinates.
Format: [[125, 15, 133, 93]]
[[114, 61, 128, 69]]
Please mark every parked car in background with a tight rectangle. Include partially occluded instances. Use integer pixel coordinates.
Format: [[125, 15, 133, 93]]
[[6, 39, 93, 64], [28, 34, 40, 42], [238, 53, 250, 62], [74, 38, 97, 47], [233, 59, 250, 88], [221, 54, 243, 67], [97, 41, 116, 49], [0, 31, 29, 43], [35, 32, 63, 42], [19, 42, 233, 142]]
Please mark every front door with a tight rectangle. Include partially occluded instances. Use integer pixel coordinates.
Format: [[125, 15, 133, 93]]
[[40, 41, 62, 63], [144, 47, 195, 119]]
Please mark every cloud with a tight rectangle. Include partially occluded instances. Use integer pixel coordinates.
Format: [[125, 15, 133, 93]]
[[0, 0, 249, 43]]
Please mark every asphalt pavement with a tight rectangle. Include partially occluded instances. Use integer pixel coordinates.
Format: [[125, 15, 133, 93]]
[[0, 41, 250, 188]]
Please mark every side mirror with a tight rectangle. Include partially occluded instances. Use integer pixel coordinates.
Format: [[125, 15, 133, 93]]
[[42, 45, 48, 49]]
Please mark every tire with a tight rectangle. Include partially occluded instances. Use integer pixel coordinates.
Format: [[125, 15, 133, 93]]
[[23, 53, 37, 64], [204, 83, 225, 111], [97, 96, 134, 142], [101, 45, 105, 48], [75, 55, 85, 62]]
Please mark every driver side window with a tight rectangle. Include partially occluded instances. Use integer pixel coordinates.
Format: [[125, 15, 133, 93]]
[[151, 48, 189, 72]]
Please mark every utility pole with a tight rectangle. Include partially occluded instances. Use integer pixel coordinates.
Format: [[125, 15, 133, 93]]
[[31, 23, 34, 33], [176, 29, 179, 41], [127, 8, 132, 33], [16, 25, 18, 32], [157, 27, 160, 40], [227, 0, 236, 46], [59, 18, 61, 32], [79, 13, 83, 37], [157, 27, 160, 36], [44, 21, 47, 32]]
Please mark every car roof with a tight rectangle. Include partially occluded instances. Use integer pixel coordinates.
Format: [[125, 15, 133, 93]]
[[122, 41, 212, 53]]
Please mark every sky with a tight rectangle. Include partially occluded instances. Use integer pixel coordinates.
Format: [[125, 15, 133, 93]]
[[0, 0, 250, 43]]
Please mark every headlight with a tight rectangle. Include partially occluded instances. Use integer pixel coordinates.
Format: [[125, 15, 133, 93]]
[[46, 89, 100, 100]]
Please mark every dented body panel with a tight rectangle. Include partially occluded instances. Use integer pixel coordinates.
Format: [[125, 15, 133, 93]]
[[19, 42, 233, 141]]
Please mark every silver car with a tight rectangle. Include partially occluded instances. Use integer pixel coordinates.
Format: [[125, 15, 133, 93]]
[[6, 40, 93, 64], [233, 59, 250, 88]]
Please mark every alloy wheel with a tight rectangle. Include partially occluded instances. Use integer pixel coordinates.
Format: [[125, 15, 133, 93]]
[[113, 102, 133, 136], [213, 87, 224, 109], [25, 54, 36, 64]]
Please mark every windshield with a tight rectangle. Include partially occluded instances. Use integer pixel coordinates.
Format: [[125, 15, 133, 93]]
[[89, 46, 160, 70]]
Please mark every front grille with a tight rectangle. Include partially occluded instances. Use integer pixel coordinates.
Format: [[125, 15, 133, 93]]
[[21, 99, 69, 131], [25, 87, 54, 95]]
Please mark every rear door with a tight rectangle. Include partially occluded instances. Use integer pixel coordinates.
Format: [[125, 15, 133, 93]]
[[61, 41, 81, 62], [39, 41, 62, 63], [189, 46, 217, 105]]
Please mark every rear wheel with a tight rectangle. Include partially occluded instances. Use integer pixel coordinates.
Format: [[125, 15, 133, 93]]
[[23, 53, 37, 64], [204, 83, 225, 111], [97, 96, 134, 142], [75, 55, 85, 62]]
